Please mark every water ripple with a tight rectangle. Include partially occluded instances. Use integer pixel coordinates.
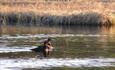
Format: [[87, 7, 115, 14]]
[[0, 45, 36, 53], [0, 58, 115, 70], [0, 34, 107, 39]]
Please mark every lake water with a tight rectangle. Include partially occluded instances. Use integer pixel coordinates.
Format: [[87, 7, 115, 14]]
[[0, 25, 115, 70]]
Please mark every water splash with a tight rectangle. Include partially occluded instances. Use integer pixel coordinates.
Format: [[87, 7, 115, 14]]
[[0, 45, 36, 53], [0, 58, 115, 70]]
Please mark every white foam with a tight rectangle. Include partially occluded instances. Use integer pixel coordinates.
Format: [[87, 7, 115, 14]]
[[0, 58, 115, 70], [0, 34, 107, 39], [0, 45, 36, 53]]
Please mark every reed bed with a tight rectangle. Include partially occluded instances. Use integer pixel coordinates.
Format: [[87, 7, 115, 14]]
[[0, 0, 114, 14], [0, 12, 112, 26], [0, 0, 114, 26]]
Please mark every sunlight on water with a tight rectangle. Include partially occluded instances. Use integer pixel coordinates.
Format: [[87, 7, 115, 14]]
[[0, 58, 115, 70], [1, 26, 115, 70], [0, 34, 107, 39], [0, 45, 36, 53]]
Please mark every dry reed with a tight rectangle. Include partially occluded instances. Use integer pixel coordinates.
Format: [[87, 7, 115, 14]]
[[0, 0, 114, 25]]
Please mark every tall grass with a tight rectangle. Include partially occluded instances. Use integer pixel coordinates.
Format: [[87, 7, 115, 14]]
[[107, 13, 115, 25], [0, 12, 112, 26], [0, 0, 114, 25], [0, 0, 114, 15]]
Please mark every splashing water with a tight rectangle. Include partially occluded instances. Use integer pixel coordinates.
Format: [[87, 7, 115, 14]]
[[0, 58, 115, 70]]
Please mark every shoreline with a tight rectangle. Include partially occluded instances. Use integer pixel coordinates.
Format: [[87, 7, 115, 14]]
[[0, 12, 113, 26]]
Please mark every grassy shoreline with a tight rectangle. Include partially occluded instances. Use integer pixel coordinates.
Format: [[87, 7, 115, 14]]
[[0, 12, 113, 26], [0, 0, 114, 26]]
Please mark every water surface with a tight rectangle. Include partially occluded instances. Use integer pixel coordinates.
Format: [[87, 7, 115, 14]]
[[0, 25, 115, 70]]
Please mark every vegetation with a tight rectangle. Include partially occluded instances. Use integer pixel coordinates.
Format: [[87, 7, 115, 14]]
[[0, 12, 112, 26], [0, 0, 114, 25]]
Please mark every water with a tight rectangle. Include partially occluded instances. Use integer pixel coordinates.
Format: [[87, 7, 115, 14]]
[[0, 25, 115, 70], [1, 58, 115, 70]]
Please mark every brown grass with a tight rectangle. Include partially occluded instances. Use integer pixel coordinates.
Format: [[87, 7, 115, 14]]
[[0, 0, 114, 25], [0, 0, 114, 15]]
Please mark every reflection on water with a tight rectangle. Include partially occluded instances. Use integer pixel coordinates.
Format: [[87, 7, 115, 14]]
[[0, 25, 112, 35], [0, 25, 115, 38], [0, 25, 115, 70]]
